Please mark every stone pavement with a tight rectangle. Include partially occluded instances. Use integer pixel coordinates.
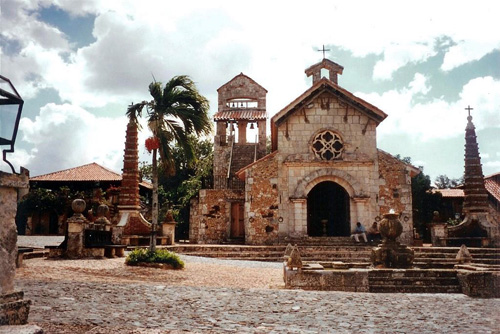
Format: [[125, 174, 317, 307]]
[[14, 256, 500, 334]]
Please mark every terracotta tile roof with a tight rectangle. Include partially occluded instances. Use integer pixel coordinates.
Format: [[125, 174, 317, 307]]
[[31, 163, 121, 182], [31, 162, 153, 189], [214, 109, 267, 121], [30, 162, 153, 189], [485, 178, 500, 202], [433, 188, 465, 198]]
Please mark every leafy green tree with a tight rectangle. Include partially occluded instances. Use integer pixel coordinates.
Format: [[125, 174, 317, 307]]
[[434, 174, 464, 189], [127, 76, 212, 250], [411, 169, 442, 242], [139, 136, 213, 240], [394, 154, 442, 242]]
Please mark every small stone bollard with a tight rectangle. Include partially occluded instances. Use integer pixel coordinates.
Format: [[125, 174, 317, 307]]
[[287, 246, 303, 270], [456, 244, 473, 264], [94, 204, 111, 232], [66, 199, 88, 258], [283, 243, 293, 260]]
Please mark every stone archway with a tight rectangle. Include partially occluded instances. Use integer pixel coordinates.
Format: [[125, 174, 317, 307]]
[[307, 181, 350, 236], [293, 169, 361, 199]]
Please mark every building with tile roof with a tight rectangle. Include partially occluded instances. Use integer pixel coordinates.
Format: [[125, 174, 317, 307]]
[[19, 162, 152, 235], [190, 58, 419, 245], [434, 172, 500, 226]]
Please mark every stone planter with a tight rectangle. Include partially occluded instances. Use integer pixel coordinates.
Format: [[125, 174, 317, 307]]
[[371, 212, 414, 268]]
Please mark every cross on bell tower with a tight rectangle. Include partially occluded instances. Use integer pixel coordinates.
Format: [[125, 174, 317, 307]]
[[318, 44, 330, 59], [465, 105, 474, 117]]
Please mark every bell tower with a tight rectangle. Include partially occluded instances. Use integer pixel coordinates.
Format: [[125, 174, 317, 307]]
[[213, 73, 267, 189]]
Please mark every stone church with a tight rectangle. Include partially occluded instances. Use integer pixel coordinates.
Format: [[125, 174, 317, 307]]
[[190, 58, 419, 245]]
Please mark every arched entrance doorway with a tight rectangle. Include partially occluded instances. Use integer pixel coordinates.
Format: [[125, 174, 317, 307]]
[[307, 181, 350, 237]]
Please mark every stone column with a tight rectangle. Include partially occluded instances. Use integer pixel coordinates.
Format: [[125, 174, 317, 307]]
[[66, 199, 87, 259], [238, 121, 247, 144], [0, 169, 31, 326], [290, 198, 307, 237]]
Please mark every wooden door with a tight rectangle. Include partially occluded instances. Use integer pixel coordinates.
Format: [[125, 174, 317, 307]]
[[231, 202, 245, 238]]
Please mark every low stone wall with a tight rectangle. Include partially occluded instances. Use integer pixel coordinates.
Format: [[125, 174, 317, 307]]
[[456, 268, 500, 298], [0, 291, 31, 325], [284, 264, 369, 292], [285, 262, 500, 297]]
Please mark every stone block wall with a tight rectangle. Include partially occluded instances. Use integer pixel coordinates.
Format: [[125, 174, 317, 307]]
[[217, 74, 266, 110], [378, 150, 414, 245], [213, 140, 232, 189], [244, 153, 280, 244], [0, 171, 29, 295], [123, 214, 151, 235], [277, 94, 377, 161], [189, 189, 244, 243]]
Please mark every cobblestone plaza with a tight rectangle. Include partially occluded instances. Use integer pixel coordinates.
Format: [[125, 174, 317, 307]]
[[15, 255, 499, 334]]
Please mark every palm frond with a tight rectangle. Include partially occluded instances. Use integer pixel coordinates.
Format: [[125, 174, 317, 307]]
[[147, 75, 212, 176], [126, 101, 147, 128]]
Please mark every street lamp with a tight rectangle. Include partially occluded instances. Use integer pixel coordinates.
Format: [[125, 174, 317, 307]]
[[0, 75, 24, 174]]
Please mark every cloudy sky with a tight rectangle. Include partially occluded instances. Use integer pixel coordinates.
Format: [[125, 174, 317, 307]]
[[1, 0, 499, 184]]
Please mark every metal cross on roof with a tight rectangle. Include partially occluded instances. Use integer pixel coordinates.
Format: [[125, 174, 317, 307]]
[[465, 105, 474, 116], [318, 44, 330, 59]]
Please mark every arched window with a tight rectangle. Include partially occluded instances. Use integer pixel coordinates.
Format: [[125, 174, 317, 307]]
[[311, 130, 344, 160]]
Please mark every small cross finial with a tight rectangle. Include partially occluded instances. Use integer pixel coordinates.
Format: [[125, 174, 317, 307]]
[[465, 105, 473, 117], [318, 44, 330, 59]]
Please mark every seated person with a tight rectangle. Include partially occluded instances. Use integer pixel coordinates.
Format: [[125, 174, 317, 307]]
[[351, 222, 368, 243], [367, 222, 382, 243]]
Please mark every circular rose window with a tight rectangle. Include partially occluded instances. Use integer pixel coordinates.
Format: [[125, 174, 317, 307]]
[[311, 130, 343, 160]]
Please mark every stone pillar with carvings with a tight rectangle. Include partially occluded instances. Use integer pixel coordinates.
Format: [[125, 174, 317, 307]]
[[66, 199, 88, 259], [371, 211, 414, 268], [0, 169, 31, 326], [160, 210, 176, 245]]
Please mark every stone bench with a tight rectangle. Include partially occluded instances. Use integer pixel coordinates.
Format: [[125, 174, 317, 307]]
[[16, 248, 33, 268], [104, 245, 127, 258]]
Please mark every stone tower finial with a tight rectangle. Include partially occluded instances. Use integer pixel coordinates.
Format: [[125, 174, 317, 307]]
[[462, 106, 489, 214], [305, 58, 344, 85], [119, 118, 141, 210]]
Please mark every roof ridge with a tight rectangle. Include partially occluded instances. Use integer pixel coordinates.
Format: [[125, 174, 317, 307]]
[[31, 162, 121, 181], [31, 162, 97, 179]]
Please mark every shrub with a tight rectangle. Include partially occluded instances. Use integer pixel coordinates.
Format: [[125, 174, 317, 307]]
[[125, 248, 184, 269]]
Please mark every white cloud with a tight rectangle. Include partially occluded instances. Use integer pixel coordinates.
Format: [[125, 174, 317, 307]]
[[360, 75, 500, 141], [484, 161, 500, 169], [459, 76, 500, 127], [12, 103, 137, 175], [2, 0, 499, 178], [442, 40, 500, 71], [373, 43, 436, 81], [3, 0, 500, 110]]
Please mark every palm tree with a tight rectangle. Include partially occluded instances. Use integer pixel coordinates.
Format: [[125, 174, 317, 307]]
[[127, 75, 211, 251]]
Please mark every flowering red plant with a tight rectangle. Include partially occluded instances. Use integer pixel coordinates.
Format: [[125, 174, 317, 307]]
[[145, 136, 160, 152]]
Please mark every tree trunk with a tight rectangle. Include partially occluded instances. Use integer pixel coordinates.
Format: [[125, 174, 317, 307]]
[[150, 148, 158, 252]]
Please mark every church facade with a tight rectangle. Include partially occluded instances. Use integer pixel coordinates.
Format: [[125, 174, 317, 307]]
[[190, 59, 419, 245]]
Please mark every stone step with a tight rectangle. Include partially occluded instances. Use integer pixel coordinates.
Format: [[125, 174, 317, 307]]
[[368, 269, 461, 293], [414, 251, 499, 258], [414, 247, 500, 255], [369, 278, 460, 287], [369, 285, 462, 293], [165, 244, 499, 266]]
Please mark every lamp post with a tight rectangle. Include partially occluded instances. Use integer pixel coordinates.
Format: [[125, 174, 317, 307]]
[[0, 75, 24, 174]]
